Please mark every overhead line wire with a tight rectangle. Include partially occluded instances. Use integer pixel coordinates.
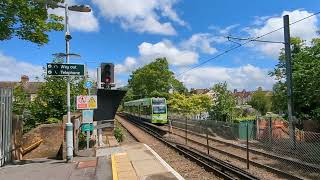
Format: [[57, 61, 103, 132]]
[[176, 10, 320, 78]]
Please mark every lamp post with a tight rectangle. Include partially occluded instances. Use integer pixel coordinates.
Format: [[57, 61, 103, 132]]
[[43, 0, 91, 162]]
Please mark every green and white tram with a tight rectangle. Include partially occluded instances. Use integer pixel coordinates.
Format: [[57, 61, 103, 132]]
[[123, 97, 168, 124]]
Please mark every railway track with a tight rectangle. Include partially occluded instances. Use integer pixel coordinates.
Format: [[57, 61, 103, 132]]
[[118, 113, 260, 180], [165, 122, 319, 179], [168, 121, 320, 171]]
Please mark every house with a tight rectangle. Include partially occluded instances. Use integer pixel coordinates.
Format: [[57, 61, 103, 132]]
[[233, 87, 272, 105], [190, 88, 210, 95], [0, 75, 42, 101], [233, 89, 252, 105], [190, 88, 217, 100]]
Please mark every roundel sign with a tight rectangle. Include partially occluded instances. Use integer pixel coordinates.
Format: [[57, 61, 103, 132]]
[[84, 81, 93, 89]]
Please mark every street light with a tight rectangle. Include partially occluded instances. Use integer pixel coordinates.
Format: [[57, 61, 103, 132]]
[[41, 0, 92, 162], [53, 53, 81, 59]]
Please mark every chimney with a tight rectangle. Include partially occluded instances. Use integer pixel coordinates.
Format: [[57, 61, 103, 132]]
[[21, 75, 29, 84]]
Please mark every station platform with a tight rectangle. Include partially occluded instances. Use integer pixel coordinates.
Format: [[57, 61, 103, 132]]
[[96, 142, 184, 180]]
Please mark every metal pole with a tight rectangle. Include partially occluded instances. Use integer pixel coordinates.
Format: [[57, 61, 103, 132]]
[[206, 129, 209, 155], [246, 121, 249, 169], [65, 4, 73, 162], [283, 15, 296, 149], [269, 117, 272, 148], [185, 116, 187, 145], [97, 67, 101, 89], [86, 130, 90, 149]]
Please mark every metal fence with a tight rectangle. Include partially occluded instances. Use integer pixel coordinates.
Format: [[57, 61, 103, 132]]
[[0, 88, 13, 167], [169, 114, 320, 179]]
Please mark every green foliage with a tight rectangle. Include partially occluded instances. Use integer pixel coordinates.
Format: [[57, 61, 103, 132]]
[[270, 37, 320, 121], [234, 105, 257, 118], [13, 85, 29, 115], [114, 127, 123, 142], [17, 70, 86, 132], [209, 82, 236, 122], [168, 93, 212, 116], [28, 75, 85, 126], [168, 93, 190, 113], [46, 117, 60, 124], [233, 116, 256, 123], [248, 88, 272, 115], [126, 58, 187, 100], [78, 132, 86, 149], [0, 0, 64, 45]]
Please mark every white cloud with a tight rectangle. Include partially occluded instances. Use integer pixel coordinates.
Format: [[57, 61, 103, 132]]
[[114, 39, 199, 74], [247, 10, 319, 58], [180, 64, 275, 90], [0, 52, 43, 81], [92, 0, 185, 35], [209, 24, 239, 35], [115, 57, 138, 74], [48, 0, 99, 32], [180, 33, 218, 54], [139, 40, 198, 66]]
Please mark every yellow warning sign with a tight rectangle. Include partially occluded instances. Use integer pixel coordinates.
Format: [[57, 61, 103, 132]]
[[88, 97, 97, 109]]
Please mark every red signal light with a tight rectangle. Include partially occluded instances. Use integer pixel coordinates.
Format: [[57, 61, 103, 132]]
[[105, 77, 111, 84]]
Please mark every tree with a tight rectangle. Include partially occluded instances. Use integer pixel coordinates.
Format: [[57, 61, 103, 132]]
[[209, 82, 236, 121], [127, 58, 187, 99], [24, 73, 85, 132], [248, 87, 272, 115], [270, 38, 320, 121], [190, 94, 212, 115], [168, 93, 212, 116], [0, 0, 64, 45], [12, 85, 29, 115], [168, 93, 191, 114]]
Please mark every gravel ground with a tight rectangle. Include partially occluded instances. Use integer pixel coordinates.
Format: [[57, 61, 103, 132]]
[[115, 120, 138, 145], [116, 115, 221, 180], [166, 126, 318, 180], [165, 130, 285, 180]]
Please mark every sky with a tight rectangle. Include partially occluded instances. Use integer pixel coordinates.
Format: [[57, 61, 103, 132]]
[[1, 0, 320, 91]]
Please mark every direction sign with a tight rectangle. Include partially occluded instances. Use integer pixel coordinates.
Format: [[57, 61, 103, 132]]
[[47, 63, 84, 76], [84, 81, 93, 89], [77, 95, 98, 109]]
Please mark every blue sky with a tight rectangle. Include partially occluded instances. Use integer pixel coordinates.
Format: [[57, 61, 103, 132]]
[[1, 0, 320, 90]]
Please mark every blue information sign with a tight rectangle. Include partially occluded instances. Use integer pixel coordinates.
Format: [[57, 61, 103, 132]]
[[84, 81, 93, 89]]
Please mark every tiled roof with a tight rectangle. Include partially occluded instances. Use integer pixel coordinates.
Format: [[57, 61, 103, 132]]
[[0, 81, 42, 94]]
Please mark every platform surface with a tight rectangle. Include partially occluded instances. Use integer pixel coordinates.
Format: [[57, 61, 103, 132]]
[[111, 143, 184, 180]]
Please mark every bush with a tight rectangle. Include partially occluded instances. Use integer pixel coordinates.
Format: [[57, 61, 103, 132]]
[[233, 116, 256, 123], [46, 117, 60, 124], [114, 127, 123, 142]]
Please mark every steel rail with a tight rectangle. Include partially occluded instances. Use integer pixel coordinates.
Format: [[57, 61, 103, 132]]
[[167, 122, 320, 173], [117, 113, 260, 180]]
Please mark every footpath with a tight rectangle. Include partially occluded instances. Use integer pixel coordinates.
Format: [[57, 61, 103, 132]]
[[0, 149, 100, 180], [0, 142, 184, 180]]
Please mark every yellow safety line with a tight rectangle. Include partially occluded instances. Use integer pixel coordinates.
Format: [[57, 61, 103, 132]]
[[111, 154, 119, 180]]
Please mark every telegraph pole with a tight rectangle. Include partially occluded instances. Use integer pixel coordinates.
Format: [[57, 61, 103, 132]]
[[283, 15, 295, 149]]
